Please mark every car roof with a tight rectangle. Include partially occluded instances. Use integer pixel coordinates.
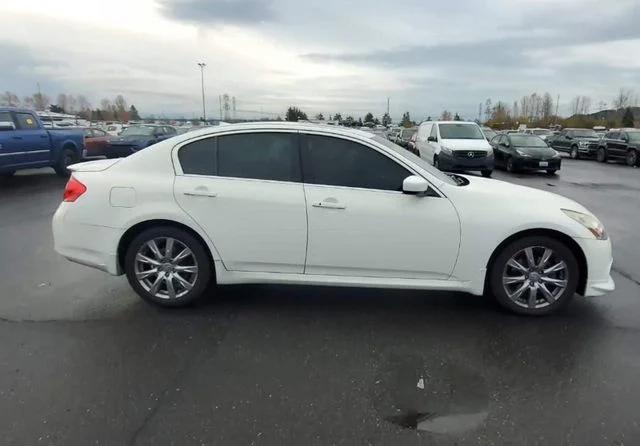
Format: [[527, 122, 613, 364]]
[[172, 121, 376, 143], [0, 107, 38, 114], [425, 121, 478, 125]]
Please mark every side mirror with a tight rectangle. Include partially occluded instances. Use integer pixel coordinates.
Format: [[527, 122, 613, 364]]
[[402, 175, 430, 195], [0, 121, 16, 131], [427, 136, 437, 142]]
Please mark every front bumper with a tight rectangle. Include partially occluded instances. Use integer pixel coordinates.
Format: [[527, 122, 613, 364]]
[[437, 152, 494, 172], [52, 203, 123, 275], [574, 236, 615, 297], [512, 157, 561, 171]]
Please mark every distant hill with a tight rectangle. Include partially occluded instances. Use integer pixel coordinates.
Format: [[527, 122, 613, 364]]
[[570, 106, 640, 122]]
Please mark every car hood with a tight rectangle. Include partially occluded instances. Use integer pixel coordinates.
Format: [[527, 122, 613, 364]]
[[513, 146, 557, 157], [457, 175, 589, 214], [440, 139, 492, 150]]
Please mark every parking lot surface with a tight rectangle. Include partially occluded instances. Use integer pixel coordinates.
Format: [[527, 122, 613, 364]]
[[1, 158, 639, 445]]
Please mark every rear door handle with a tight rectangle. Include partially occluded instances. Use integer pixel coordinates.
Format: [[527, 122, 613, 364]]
[[312, 200, 346, 210], [184, 191, 217, 198]]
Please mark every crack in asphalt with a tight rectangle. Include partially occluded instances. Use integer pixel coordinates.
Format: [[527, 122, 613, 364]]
[[612, 267, 640, 287], [127, 310, 238, 446]]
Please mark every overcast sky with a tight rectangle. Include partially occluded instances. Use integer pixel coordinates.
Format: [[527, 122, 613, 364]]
[[1, 0, 639, 120]]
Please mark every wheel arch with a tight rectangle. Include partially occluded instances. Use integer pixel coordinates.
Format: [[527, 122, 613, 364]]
[[117, 219, 216, 280], [485, 228, 587, 296]]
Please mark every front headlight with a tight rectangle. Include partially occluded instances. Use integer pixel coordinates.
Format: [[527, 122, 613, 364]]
[[562, 209, 607, 240], [516, 149, 531, 157], [440, 146, 453, 154]]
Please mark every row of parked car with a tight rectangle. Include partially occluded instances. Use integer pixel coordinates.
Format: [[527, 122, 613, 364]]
[[388, 121, 639, 177]]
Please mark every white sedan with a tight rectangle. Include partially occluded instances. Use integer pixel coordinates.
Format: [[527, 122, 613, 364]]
[[52, 122, 614, 315]]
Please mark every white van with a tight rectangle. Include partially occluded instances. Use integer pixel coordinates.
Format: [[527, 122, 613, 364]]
[[414, 121, 494, 177]]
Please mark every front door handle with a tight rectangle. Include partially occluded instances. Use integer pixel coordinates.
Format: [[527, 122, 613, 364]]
[[312, 199, 346, 210], [184, 191, 217, 198]]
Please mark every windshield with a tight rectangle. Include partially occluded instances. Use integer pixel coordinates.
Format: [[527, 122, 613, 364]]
[[572, 129, 597, 138], [510, 135, 549, 148], [438, 123, 485, 140], [628, 132, 640, 142], [120, 126, 155, 137], [532, 129, 552, 135], [373, 136, 457, 186]]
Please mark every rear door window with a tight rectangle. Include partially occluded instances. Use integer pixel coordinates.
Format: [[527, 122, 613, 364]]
[[218, 132, 301, 182], [15, 113, 39, 130], [179, 137, 217, 176]]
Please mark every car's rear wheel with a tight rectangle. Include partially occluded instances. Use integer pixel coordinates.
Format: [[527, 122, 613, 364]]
[[626, 149, 638, 167], [569, 146, 579, 159], [596, 147, 607, 163], [124, 226, 213, 307], [481, 169, 492, 178], [489, 236, 578, 316], [54, 147, 78, 177]]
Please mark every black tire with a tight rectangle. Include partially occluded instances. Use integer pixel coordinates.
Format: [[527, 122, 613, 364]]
[[481, 169, 492, 178], [596, 147, 607, 163], [626, 149, 638, 167], [488, 236, 579, 316], [124, 226, 213, 307], [546, 169, 557, 175], [506, 157, 517, 173], [54, 147, 79, 177], [569, 146, 579, 160]]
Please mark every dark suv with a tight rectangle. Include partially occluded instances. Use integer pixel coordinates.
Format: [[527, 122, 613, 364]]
[[595, 129, 640, 166], [548, 128, 599, 159]]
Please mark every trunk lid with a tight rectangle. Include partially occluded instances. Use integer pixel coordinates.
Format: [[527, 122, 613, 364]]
[[68, 158, 121, 172]]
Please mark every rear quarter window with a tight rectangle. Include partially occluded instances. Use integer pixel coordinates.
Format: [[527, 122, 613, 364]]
[[178, 137, 217, 175]]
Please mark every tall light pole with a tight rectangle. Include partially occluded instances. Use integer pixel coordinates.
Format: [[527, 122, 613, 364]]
[[197, 62, 206, 123]]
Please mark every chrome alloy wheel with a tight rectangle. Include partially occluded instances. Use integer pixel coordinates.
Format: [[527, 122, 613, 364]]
[[502, 246, 568, 309], [134, 237, 198, 299]]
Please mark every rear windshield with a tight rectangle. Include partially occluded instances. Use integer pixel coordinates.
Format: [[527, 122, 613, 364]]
[[510, 135, 549, 147], [438, 123, 485, 140]]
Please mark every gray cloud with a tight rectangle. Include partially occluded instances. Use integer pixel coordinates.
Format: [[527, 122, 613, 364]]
[[157, 0, 275, 25]]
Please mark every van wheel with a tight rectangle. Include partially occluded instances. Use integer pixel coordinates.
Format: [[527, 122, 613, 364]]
[[124, 226, 213, 307], [489, 236, 578, 316], [54, 147, 78, 177]]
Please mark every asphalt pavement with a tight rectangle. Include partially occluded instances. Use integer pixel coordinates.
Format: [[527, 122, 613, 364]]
[[1, 157, 639, 445]]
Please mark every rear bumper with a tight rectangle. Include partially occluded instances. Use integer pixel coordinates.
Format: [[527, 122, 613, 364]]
[[574, 237, 615, 297], [52, 203, 123, 275], [438, 152, 494, 172]]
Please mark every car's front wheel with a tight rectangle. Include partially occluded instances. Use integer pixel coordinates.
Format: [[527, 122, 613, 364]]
[[124, 226, 213, 307], [626, 149, 638, 167], [569, 146, 580, 160], [489, 236, 579, 316], [596, 147, 607, 163]]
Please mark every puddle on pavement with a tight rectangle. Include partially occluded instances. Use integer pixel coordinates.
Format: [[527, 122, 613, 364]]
[[373, 354, 488, 434]]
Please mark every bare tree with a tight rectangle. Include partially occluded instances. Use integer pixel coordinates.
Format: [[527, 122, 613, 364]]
[[77, 95, 91, 111], [512, 101, 519, 120], [33, 93, 50, 111], [22, 96, 34, 109], [613, 88, 634, 109], [569, 95, 592, 115], [0, 91, 20, 106], [542, 93, 554, 119], [114, 94, 127, 113], [56, 94, 68, 112]]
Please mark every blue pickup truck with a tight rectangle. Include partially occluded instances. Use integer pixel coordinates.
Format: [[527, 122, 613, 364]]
[[0, 108, 85, 177]]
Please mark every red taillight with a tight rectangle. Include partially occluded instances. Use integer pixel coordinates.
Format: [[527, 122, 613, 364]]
[[63, 176, 87, 202]]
